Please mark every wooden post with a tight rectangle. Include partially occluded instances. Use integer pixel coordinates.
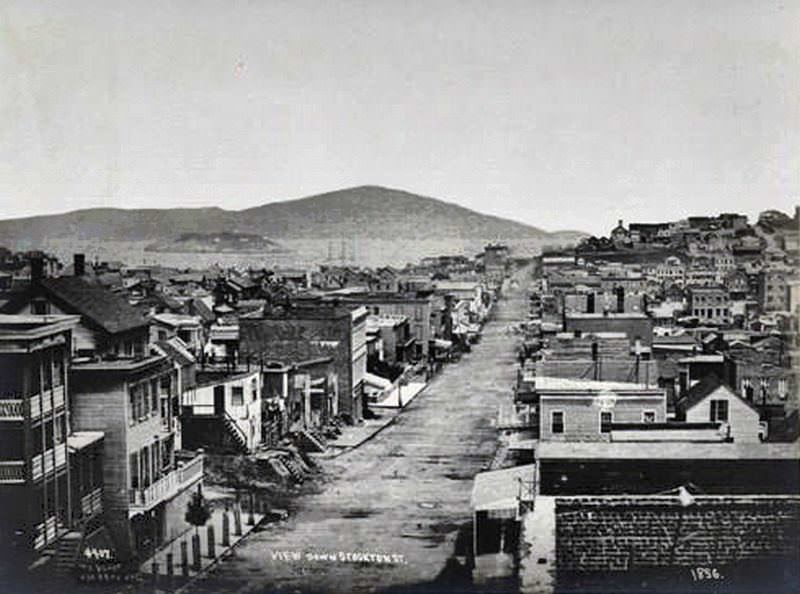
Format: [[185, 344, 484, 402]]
[[234, 503, 242, 536], [473, 511, 478, 560], [180, 540, 189, 577], [206, 524, 216, 558], [222, 511, 230, 546], [166, 551, 174, 577], [192, 533, 201, 571]]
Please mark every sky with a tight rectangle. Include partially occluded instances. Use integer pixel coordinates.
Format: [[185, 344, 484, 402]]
[[0, 0, 797, 236]]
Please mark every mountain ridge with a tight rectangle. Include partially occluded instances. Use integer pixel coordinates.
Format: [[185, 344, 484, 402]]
[[0, 185, 585, 244]]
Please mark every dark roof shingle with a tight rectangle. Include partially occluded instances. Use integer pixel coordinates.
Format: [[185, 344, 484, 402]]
[[677, 373, 759, 415], [40, 277, 148, 334]]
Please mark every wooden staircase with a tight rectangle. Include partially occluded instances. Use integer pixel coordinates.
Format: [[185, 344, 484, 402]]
[[222, 412, 249, 453], [50, 531, 83, 578], [296, 429, 326, 453]]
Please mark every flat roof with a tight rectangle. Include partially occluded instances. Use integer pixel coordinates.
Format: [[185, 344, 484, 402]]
[[566, 313, 649, 320], [533, 376, 659, 392], [471, 464, 536, 512], [71, 354, 167, 372], [678, 354, 724, 363], [553, 331, 628, 339], [538, 440, 800, 461]]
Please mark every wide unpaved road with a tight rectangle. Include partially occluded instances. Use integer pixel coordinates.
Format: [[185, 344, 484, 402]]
[[191, 268, 530, 594]]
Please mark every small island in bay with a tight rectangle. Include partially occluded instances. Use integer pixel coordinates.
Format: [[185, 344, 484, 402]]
[[145, 231, 289, 254]]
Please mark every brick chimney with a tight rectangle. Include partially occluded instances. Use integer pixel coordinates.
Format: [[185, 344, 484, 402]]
[[74, 253, 85, 277], [30, 254, 44, 283]]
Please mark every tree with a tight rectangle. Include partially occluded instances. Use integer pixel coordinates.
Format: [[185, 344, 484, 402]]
[[185, 490, 211, 537]]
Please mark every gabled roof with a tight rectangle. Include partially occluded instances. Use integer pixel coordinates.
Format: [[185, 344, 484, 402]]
[[677, 374, 759, 414], [190, 297, 216, 323], [154, 336, 196, 367], [39, 276, 148, 334]]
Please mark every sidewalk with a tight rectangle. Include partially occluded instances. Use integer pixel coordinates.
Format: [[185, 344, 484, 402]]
[[319, 410, 400, 455], [370, 381, 427, 409], [139, 503, 264, 589]]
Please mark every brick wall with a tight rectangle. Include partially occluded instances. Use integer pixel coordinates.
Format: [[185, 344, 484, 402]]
[[555, 496, 800, 572], [240, 317, 358, 420]]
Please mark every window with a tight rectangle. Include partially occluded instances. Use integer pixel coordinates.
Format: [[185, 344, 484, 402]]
[[128, 388, 137, 426], [161, 436, 174, 472], [150, 379, 159, 413], [151, 441, 161, 480], [160, 375, 172, 398], [141, 446, 151, 488], [778, 378, 788, 399], [32, 299, 49, 315], [642, 410, 656, 423], [600, 411, 613, 433], [42, 350, 53, 391], [129, 452, 139, 489], [710, 399, 729, 423], [251, 379, 258, 402], [741, 377, 753, 400], [231, 386, 244, 406], [160, 397, 170, 428], [759, 378, 769, 400], [551, 411, 564, 434], [53, 350, 64, 387], [54, 415, 66, 445]]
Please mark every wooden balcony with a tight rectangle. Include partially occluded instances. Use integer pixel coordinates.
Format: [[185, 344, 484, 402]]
[[30, 385, 66, 419], [0, 461, 25, 484], [80, 487, 103, 519], [128, 451, 203, 516], [31, 443, 68, 481], [0, 399, 24, 420], [33, 515, 62, 551]]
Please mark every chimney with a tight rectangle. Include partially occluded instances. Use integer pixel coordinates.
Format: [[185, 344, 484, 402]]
[[30, 254, 44, 283], [74, 254, 86, 277]]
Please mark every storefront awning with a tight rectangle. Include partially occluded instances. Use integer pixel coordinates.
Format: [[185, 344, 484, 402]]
[[364, 372, 392, 390], [432, 339, 453, 350], [68, 431, 105, 453], [471, 464, 536, 513]]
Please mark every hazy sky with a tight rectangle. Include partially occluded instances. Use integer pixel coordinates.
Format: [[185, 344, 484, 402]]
[[0, 0, 797, 235]]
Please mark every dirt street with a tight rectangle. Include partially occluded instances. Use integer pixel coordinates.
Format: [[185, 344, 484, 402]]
[[191, 269, 530, 594]]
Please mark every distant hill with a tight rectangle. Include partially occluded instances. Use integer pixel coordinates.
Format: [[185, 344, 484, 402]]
[[0, 185, 584, 245]]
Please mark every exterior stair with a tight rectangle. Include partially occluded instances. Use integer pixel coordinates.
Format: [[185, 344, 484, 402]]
[[296, 429, 326, 453], [223, 413, 249, 453], [279, 455, 306, 482], [51, 531, 83, 578]]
